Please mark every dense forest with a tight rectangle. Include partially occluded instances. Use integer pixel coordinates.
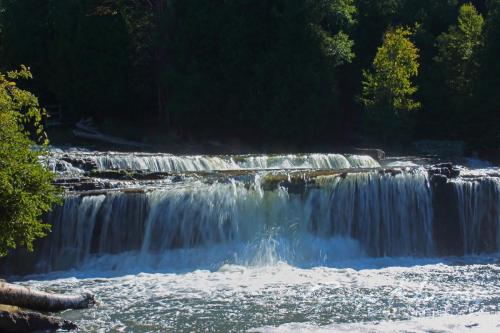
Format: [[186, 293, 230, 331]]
[[0, 0, 498, 148]]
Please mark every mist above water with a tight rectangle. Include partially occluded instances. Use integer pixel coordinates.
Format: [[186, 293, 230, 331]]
[[7, 149, 500, 332]]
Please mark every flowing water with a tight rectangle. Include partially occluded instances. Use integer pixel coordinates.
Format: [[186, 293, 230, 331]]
[[4, 149, 500, 332]]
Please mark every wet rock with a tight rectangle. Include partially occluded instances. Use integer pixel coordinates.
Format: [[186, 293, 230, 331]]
[[53, 177, 86, 185], [281, 181, 307, 194], [54, 177, 111, 192], [88, 170, 171, 181], [72, 181, 109, 192], [258, 173, 318, 193], [132, 171, 171, 181], [390, 169, 402, 176], [53, 162, 68, 172], [89, 170, 135, 180], [428, 163, 460, 179], [378, 168, 403, 176], [431, 178, 462, 255], [61, 156, 98, 171], [77, 188, 147, 197], [353, 148, 385, 161], [430, 174, 448, 187], [435, 162, 453, 169], [171, 175, 184, 183], [0, 307, 77, 332]]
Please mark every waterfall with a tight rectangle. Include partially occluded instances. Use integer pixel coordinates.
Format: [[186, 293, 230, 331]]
[[452, 178, 500, 254], [346, 155, 381, 168], [4, 149, 499, 276], [47, 150, 380, 173], [4, 170, 454, 274], [236, 154, 353, 169]]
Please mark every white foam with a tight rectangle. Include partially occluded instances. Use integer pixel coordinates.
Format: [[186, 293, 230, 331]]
[[15, 258, 500, 332], [251, 312, 500, 333], [46, 149, 381, 175], [385, 161, 419, 168]]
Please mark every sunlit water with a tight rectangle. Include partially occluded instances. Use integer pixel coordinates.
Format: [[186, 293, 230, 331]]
[[6, 149, 500, 332], [15, 256, 500, 332]]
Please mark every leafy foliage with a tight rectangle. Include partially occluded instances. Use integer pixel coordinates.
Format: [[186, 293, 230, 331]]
[[472, 0, 500, 146], [360, 27, 420, 144], [0, 0, 498, 148], [435, 3, 484, 96], [164, 0, 356, 141], [0, 66, 61, 257], [362, 26, 420, 112]]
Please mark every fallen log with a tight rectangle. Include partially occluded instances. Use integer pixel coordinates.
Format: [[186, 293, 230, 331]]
[[73, 118, 152, 149], [0, 282, 96, 312], [0, 305, 77, 332]]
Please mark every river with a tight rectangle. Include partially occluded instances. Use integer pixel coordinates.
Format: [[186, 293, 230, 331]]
[[3, 149, 500, 332]]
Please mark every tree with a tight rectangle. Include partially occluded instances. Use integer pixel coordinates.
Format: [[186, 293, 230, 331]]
[[430, 3, 485, 141], [361, 26, 420, 143], [473, 0, 500, 147], [0, 66, 61, 257], [1, 0, 495, 148], [164, 0, 356, 141], [46, 0, 133, 122], [435, 3, 484, 96], [362, 26, 420, 112]]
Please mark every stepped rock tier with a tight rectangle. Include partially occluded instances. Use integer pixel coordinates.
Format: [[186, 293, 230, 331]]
[[4, 149, 499, 275]]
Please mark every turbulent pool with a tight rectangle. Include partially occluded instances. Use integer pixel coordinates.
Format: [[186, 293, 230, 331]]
[[3, 149, 500, 332]]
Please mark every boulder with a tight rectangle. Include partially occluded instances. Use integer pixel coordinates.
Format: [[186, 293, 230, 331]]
[[428, 163, 460, 179], [0, 305, 77, 333]]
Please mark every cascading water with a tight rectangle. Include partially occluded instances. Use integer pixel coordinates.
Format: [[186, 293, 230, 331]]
[[452, 177, 500, 254], [23, 170, 435, 273], [7, 165, 500, 275], [45, 149, 380, 174], [5, 149, 500, 333]]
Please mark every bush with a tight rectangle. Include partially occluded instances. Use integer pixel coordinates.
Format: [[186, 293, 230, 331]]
[[0, 66, 61, 257]]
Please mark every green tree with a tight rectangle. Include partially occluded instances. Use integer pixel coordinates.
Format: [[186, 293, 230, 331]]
[[473, 0, 500, 146], [1, 0, 138, 124], [0, 66, 61, 257], [362, 26, 420, 112], [430, 3, 485, 141], [361, 26, 420, 143], [164, 0, 356, 142], [435, 3, 484, 96], [47, 0, 133, 122], [2, 0, 496, 148]]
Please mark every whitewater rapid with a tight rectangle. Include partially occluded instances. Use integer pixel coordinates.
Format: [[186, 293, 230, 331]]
[[17, 257, 500, 332], [4, 148, 500, 332]]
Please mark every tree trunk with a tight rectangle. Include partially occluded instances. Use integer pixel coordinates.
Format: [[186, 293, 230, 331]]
[[0, 305, 77, 332], [0, 282, 96, 312], [153, 0, 170, 127], [142, 0, 170, 127]]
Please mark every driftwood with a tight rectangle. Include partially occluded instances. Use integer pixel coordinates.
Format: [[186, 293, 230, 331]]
[[0, 305, 77, 332], [0, 282, 96, 312], [74, 118, 152, 148]]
